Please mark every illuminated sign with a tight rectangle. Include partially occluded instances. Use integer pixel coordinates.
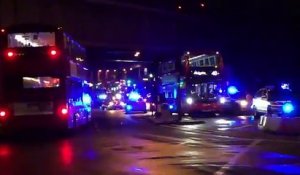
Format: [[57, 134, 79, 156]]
[[211, 71, 220, 76], [193, 71, 207, 76]]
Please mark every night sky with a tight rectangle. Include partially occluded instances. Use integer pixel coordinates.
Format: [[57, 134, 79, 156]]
[[1, 0, 299, 93], [88, 0, 300, 93]]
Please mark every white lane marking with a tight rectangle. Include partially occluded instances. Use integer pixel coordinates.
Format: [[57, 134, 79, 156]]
[[136, 133, 184, 142], [136, 133, 216, 147], [214, 139, 261, 175], [229, 124, 253, 130], [160, 124, 300, 144], [160, 123, 252, 131]]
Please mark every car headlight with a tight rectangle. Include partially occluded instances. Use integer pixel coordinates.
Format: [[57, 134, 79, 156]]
[[120, 102, 126, 106], [98, 94, 107, 100], [186, 97, 193, 105], [239, 100, 248, 107], [115, 93, 122, 100], [219, 97, 227, 104]]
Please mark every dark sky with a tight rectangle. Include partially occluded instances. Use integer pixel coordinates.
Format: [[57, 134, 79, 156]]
[[1, 0, 298, 92], [87, 0, 300, 92]]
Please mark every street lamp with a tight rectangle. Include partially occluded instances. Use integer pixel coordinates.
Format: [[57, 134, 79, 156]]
[[134, 51, 140, 58]]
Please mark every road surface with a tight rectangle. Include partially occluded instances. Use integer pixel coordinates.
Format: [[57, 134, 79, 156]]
[[0, 110, 300, 175]]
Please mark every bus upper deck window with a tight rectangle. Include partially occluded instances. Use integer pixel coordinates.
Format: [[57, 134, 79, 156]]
[[7, 32, 55, 48], [23, 77, 60, 89]]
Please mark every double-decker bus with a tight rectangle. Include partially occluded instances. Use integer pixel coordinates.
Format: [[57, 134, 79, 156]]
[[157, 51, 233, 117], [0, 24, 92, 130]]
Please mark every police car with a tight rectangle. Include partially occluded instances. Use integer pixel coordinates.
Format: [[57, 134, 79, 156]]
[[255, 84, 300, 133], [124, 92, 147, 114], [252, 85, 294, 118]]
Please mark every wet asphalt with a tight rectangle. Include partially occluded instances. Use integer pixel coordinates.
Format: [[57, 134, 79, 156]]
[[0, 110, 300, 175]]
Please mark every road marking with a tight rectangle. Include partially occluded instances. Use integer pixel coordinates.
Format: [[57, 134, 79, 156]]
[[229, 124, 253, 130], [136, 133, 184, 142], [214, 139, 262, 175], [160, 124, 300, 144], [135, 133, 217, 147]]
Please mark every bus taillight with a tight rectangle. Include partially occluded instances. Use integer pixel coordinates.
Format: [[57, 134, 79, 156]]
[[61, 108, 68, 115], [5, 50, 16, 60], [48, 48, 60, 58], [58, 105, 68, 118], [0, 109, 8, 119], [0, 111, 6, 117]]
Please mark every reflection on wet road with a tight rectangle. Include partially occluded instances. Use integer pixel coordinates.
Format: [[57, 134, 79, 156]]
[[0, 110, 300, 175]]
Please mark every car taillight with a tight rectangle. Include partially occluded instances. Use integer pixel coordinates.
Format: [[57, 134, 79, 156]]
[[48, 48, 60, 58]]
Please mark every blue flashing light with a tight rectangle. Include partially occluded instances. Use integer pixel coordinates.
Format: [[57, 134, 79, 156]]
[[282, 103, 294, 114], [127, 80, 131, 84], [128, 92, 140, 101], [98, 94, 107, 100], [281, 83, 290, 90], [173, 89, 177, 98], [227, 86, 238, 95], [83, 94, 92, 105], [169, 105, 174, 110], [126, 105, 133, 111], [262, 152, 296, 159], [264, 164, 300, 174]]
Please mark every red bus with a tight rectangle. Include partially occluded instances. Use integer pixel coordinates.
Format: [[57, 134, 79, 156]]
[[0, 24, 92, 130], [157, 51, 232, 117]]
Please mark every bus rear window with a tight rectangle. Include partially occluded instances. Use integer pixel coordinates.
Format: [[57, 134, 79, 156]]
[[8, 32, 55, 48], [23, 77, 60, 89]]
